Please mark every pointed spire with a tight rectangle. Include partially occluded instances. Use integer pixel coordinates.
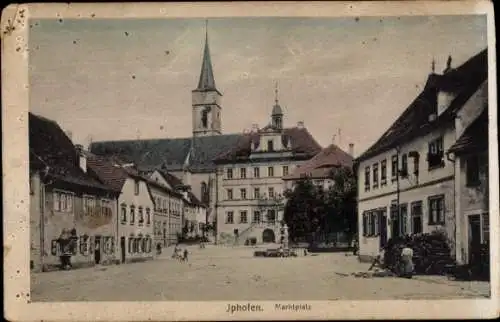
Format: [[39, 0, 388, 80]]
[[431, 58, 436, 73], [196, 20, 218, 92]]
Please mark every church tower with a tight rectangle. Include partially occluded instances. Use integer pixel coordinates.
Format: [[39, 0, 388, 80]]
[[192, 21, 222, 137]]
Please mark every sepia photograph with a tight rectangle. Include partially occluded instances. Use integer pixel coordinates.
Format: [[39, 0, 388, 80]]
[[2, 1, 498, 321]]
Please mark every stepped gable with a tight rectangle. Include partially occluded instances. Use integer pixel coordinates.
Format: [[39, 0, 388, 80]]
[[357, 48, 488, 162], [213, 127, 322, 163], [283, 143, 354, 180], [29, 112, 114, 191]]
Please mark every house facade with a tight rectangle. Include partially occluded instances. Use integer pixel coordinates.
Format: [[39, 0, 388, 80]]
[[29, 113, 119, 272], [86, 154, 155, 263], [148, 169, 186, 244], [448, 109, 489, 265], [214, 97, 322, 245], [355, 49, 487, 261]]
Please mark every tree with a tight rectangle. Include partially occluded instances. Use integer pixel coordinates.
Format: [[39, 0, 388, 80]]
[[283, 178, 318, 244], [326, 166, 358, 245]]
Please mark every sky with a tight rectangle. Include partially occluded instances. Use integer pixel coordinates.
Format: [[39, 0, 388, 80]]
[[29, 15, 487, 156]]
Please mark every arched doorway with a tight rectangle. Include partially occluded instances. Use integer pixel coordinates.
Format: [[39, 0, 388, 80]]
[[262, 229, 276, 243]]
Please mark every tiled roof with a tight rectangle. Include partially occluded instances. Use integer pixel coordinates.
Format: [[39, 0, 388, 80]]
[[213, 127, 322, 163], [356, 49, 488, 162], [90, 134, 243, 172], [448, 109, 488, 154], [29, 113, 116, 192], [155, 169, 206, 207], [84, 152, 132, 192], [283, 144, 354, 180]]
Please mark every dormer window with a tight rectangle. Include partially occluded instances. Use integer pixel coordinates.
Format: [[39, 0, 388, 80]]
[[267, 140, 274, 152], [134, 180, 140, 195]]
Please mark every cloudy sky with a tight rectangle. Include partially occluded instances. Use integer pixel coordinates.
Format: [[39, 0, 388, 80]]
[[29, 15, 487, 156]]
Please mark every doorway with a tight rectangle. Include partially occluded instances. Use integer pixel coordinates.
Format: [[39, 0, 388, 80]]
[[468, 214, 482, 265], [94, 236, 101, 264], [262, 229, 276, 243], [120, 237, 126, 263]]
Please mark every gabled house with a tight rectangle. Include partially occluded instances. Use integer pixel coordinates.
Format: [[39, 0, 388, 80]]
[[29, 113, 119, 272], [213, 97, 322, 245], [283, 142, 354, 190], [447, 109, 489, 265], [85, 153, 155, 263], [354, 49, 488, 262]]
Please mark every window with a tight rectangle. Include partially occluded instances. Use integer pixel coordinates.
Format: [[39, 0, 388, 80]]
[[466, 155, 480, 186], [128, 237, 133, 253], [267, 140, 274, 151], [364, 167, 370, 191], [130, 206, 135, 224], [83, 196, 95, 216], [240, 211, 248, 223], [253, 211, 261, 223], [268, 166, 274, 177], [268, 187, 275, 198], [254, 188, 260, 199], [362, 210, 380, 237], [372, 163, 379, 188], [400, 154, 408, 178], [399, 204, 408, 236], [282, 166, 289, 176], [226, 211, 234, 224], [254, 167, 260, 178], [146, 208, 151, 225], [428, 137, 445, 169], [240, 168, 247, 179], [138, 207, 144, 225], [391, 155, 398, 180], [53, 191, 74, 212], [101, 199, 112, 217], [381, 159, 387, 185], [227, 168, 233, 179], [428, 195, 445, 225], [267, 209, 276, 223], [227, 189, 233, 200], [134, 180, 140, 195], [411, 201, 423, 234], [201, 182, 209, 204], [240, 188, 247, 200], [121, 205, 127, 223]]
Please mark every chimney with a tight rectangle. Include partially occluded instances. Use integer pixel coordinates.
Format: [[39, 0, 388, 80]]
[[349, 143, 354, 157], [331, 134, 337, 145], [297, 121, 304, 129], [75, 144, 87, 173]]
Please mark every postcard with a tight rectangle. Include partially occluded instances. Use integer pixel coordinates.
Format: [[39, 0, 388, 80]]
[[2, 1, 498, 320]]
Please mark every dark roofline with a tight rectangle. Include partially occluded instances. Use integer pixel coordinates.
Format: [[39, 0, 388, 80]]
[[356, 48, 488, 163]]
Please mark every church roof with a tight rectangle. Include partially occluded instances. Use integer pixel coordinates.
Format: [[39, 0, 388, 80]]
[[356, 48, 487, 163], [194, 30, 219, 94], [213, 127, 322, 163], [283, 143, 354, 180], [90, 134, 244, 173], [272, 104, 283, 116]]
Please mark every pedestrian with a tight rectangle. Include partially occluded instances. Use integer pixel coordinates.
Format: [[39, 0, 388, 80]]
[[278, 245, 284, 258], [183, 248, 189, 262], [156, 243, 162, 255], [400, 242, 414, 278], [368, 246, 385, 271], [172, 244, 179, 259]]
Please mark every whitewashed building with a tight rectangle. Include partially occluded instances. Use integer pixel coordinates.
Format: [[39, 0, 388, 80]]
[[355, 49, 487, 261]]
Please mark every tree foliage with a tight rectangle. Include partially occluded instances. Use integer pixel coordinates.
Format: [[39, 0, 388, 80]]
[[283, 166, 358, 245]]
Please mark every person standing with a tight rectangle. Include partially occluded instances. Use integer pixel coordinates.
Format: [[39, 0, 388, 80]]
[[183, 248, 189, 262], [400, 242, 414, 278]]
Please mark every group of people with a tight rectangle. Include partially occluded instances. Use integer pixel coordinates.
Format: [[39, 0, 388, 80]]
[[172, 244, 189, 262], [368, 240, 415, 278]]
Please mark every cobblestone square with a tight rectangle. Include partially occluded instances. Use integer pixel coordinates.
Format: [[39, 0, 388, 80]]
[[30, 245, 490, 301]]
